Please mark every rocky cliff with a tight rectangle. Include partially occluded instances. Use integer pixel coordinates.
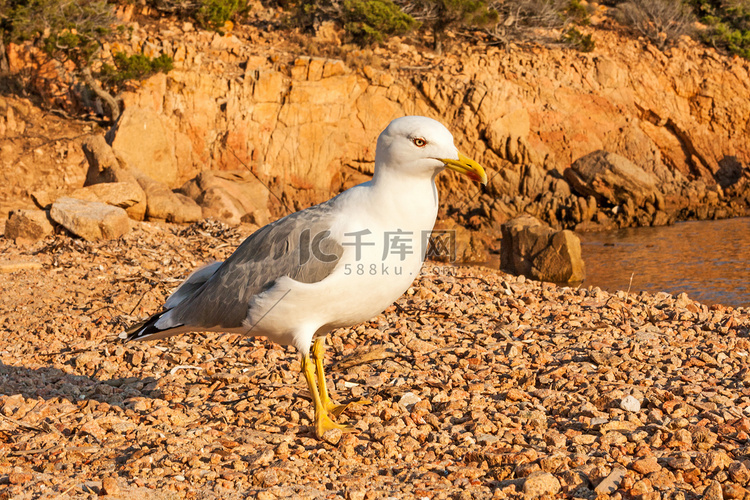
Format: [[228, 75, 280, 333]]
[[2, 15, 749, 240]]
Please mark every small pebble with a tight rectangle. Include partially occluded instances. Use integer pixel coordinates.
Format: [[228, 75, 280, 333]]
[[101, 476, 121, 496], [523, 471, 561, 496], [398, 392, 421, 410], [620, 395, 641, 413]]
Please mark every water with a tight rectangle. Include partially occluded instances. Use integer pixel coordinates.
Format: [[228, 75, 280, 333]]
[[578, 217, 750, 308]]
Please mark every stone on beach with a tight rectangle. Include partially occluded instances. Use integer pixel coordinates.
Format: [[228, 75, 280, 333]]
[[398, 392, 421, 410], [70, 182, 147, 221], [180, 170, 270, 226], [50, 197, 130, 241], [619, 394, 641, 413], [595, 466, 626, 494], [5, 209, 54, 243], [703, 480, 724, 500], [136, 174, 202, 223], [30, 190, 53, 210], [523, 471, 561, 496], [500, 214, 585, 282], [81, 134, 201, 224], [432, 219, 490, 264]]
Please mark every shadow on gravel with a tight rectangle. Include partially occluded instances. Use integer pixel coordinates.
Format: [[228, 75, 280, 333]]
[[0, 361, 160, 408]]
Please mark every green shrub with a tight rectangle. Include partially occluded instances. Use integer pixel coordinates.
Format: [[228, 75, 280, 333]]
[[42, 29, 102, 68], [343, 0, 417, 44], [5, 0, 114, 68], [561, 26, 595, 51], [691, 0, 750, 58], [4, 0, 114, 43], [0, 0, 120, 117], [100, 52, 174, 86], [196, 0, 245, 31], [565, 0, 591, 25], [144, 0, 246, 31]]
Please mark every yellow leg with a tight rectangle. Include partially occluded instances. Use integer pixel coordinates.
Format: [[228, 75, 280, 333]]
[[312, 337, 370, 418], [301, 353, 355, 438]]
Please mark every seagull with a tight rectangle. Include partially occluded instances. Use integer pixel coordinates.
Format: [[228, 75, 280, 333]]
[[124, 116, 487, 438]]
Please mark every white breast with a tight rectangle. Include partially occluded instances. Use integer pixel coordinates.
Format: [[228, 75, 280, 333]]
[[242, 179, 440, 354]]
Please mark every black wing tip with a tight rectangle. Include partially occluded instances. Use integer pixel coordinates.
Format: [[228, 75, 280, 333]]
[[121, 313, 162, 342]]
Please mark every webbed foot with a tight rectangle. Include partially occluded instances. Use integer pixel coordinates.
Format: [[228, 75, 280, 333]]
[[325, 398, 372, 418]]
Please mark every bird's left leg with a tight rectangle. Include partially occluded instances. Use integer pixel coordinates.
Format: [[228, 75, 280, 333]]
[[301, 353, 355, 437], [312, 337, 369, 418]]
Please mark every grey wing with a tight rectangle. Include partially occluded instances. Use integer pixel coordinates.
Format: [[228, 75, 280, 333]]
[[164, 261, 223, 309], [164, 202, 343, 330]]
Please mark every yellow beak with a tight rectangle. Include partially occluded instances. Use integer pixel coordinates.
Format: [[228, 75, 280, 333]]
[[440, 152, 488, 185]]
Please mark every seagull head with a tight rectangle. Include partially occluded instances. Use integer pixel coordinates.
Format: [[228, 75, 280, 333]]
[[374, 116, 487, 185]]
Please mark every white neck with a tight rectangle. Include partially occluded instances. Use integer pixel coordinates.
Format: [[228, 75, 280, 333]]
[[368, 164, 441, 233]]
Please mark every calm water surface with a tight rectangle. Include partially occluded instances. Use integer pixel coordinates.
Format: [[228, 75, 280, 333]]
[[578, 217, 750, 308]]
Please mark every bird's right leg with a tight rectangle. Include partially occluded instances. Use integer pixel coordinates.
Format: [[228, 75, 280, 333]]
[[312, 337, 370, 417], [301, 354, 355, 438]]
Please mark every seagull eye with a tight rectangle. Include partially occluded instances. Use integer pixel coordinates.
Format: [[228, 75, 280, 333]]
[[412, 137, 427, 148]]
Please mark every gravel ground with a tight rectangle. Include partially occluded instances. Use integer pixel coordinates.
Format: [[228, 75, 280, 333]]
[[0, 220, 748, 499]]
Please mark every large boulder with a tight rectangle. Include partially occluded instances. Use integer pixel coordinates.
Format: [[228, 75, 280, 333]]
[[80, 135, 147, 220], [82, 135, 137, 186], [106, 106, 179, 187], [81, 134, 197, 222], [69, 182, 147, 221], [136, 174, 202, 223], [564, 150, 659, 207], [180, 170, 270, 226], [500, 215, 585, 283], [5, 209, 54, 244], [50, 197, 130, 241]]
